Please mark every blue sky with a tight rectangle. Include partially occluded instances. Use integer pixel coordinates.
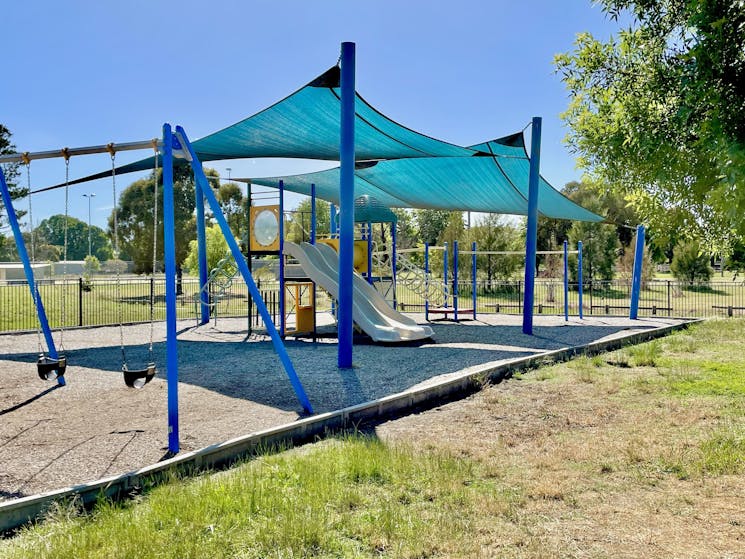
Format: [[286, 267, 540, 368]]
[[1, 0, 623, 230]]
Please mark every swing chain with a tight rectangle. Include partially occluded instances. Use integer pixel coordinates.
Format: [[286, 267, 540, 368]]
[[149, 146, 159, 362], [24, 159, 43, 355], [59, 151, 70, 352], [109, 147, 127, 368]]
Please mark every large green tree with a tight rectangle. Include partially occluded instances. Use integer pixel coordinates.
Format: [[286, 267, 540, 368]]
[[35, 215, 112, 261], [469, 214, 523, 282], [555, 0, 745, 252], [286, 198, 330, 243], [414, 209, 451, 245], [111, 164, 207, 276]]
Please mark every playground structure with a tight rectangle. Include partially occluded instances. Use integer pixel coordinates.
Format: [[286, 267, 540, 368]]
[[0, 41, 651, 460]]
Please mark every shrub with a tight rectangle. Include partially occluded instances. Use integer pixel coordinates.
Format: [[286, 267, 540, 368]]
[[670, 241, 712, 284]]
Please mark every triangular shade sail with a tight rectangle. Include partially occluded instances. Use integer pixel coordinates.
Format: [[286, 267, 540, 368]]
[[52, 66, 479, 189], [245, 132, 603, 222]]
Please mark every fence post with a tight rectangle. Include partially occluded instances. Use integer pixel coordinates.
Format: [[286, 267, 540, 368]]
[[667, 280, 671, 317], [78, 278, 83, 326]]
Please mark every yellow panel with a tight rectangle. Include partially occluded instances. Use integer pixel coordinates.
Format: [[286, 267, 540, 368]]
[[315, 238, 368, 273], [250, 205, 280, 252]]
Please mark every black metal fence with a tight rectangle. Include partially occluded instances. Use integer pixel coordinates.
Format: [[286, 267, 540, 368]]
[[2, 277, 744, 333]]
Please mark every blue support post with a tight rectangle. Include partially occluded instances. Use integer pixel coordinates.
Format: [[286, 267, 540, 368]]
[[195, 176, 209, 325], [162, 124, 179, 453], [443, 242, 449, 308], [367, 221, 373, 285], [392, 224, 398, 310], [472, 241, 477, 320], [563, 240, 569, 321], [424, 243, 430, 321], [453, 240, 459, 321], [629, 225, 645, 319], [310, 183, 316, 244], [175, 126, 313, 414], [338, 41, 356, 369], [522, 117, 542, 335], [578, 241, 584, 319], [0, 168, 64, 386], [279, 180, 285, 337]]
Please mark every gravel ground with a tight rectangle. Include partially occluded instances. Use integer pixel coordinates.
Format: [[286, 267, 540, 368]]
[[0, 312, 685, 499]]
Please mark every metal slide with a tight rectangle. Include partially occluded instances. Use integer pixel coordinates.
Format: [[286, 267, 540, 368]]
[[284, 242, 433, 342]]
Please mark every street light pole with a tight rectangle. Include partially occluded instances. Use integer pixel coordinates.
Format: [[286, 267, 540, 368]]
[[82, 193, 96, 257]]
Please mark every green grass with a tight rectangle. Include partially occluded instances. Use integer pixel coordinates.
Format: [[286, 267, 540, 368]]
[[3, 320, 745, 558], [1, 437, 505, 559]]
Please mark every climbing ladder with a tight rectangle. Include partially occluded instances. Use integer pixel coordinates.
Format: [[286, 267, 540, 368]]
[[193, 251, 240, 324], [394, 250, 448, 308]]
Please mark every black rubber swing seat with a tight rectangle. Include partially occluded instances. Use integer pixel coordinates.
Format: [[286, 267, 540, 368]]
[[123, 363, 157, 389], [37, 355, 66, 381]]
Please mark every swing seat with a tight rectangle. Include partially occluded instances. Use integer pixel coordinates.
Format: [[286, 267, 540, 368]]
[[123, 363, 157, 389], [37, 355, 66, 381]]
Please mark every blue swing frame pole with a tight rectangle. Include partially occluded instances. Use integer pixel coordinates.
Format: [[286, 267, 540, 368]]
[[453, 240, 459, 321], [195, 174, 209, 325], [629, 225, 645, 319], [424, 243, 430, 321], [522, 116, 542, 335], [472, 241, 477, 320], [563, 240, 569, 321], [578, 241, 584, 319], [175, 126, 313, 414], [0, 168, 65, 386], [162, 124, 179, 453], [338, 41, 356, 369]]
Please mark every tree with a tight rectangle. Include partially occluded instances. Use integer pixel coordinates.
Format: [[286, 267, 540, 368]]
[[414, 209, 450, 245], [184, 224, 231, 275], [469, 214, 523, 282], [35, 215, 112, 261], [671, 240, 713, 284], [0, 124, 26, 257], [286, 198, 330, 243], [555, 1, 745, 252], [568, 195, 620, 282], [112, 164, 197, 277], [392, 208, 418, 250], [216, 182, 247, 241]]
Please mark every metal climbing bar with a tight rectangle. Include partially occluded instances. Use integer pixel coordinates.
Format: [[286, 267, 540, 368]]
[[175, 125, 313, 414], [0, 167, 65, 386]]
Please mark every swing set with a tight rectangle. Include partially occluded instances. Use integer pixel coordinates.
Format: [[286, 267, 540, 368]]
[[0, 126, 314, 454]]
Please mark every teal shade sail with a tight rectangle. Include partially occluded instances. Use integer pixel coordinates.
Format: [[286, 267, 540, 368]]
[[246, 132, 603, 222]]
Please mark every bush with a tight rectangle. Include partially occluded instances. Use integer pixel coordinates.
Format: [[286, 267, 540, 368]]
[[671, 241, 712, 284]]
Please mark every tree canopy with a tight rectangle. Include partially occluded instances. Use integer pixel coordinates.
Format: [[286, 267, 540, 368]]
[[35, 215, 112, 261], [0, 124, 26, 258], [555, 0, 745, 252]]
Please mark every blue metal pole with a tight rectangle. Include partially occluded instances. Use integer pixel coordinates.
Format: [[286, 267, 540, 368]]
[[367, 221, 373, 284], [0, 168, 64, 386], [629, 225, 645, 319], [443, 242, 449, 308], [279, 180, 285, 337], [392, 224, 397, 310], [563, 240, 569, 321], [338, 41, 356, 369], [453, 240, 459, 321], [162, 124, 179, 453], [472, 241, 477, 320], [578, 241, 584, 319], [175, 126, 313, 414], [310, 183, 316, 244], [424, 243, 430, 321], [195, 176, 209, 324], [522, 117, 542, 335]]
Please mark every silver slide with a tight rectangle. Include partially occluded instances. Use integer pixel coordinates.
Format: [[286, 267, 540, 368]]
[[284, 242, 433, 342]]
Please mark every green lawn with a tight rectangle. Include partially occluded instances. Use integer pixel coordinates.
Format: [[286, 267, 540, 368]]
[[2, 319, 744, 558]]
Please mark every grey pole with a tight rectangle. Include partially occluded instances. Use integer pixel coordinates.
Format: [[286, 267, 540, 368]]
[[83, 193, 96, 257]]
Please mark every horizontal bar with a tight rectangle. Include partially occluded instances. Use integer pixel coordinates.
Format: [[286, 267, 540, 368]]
[[0, 139, 161, 164], [459, 250, 579, 255]]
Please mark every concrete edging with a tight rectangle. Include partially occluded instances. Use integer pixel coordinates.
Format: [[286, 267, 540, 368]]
[[0, 319, 697, 534]]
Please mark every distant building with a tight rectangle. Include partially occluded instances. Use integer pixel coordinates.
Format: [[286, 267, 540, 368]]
[[0, 262, 52, 281]]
